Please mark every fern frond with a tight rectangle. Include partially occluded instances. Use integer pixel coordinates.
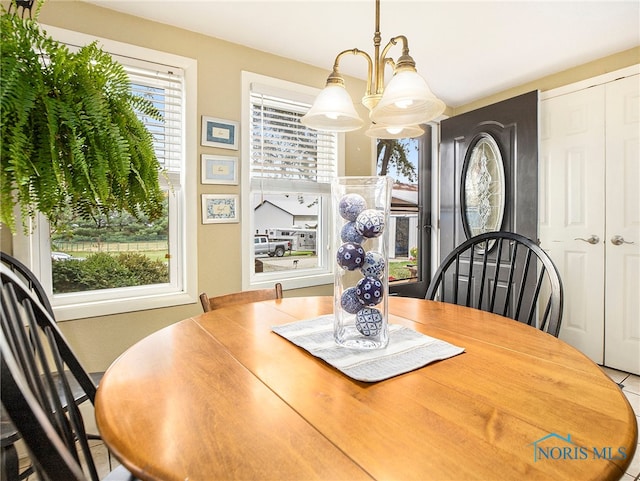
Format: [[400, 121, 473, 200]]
[[1, 3, 165, 232]]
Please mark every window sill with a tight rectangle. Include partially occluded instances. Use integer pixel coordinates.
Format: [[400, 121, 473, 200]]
[[248, 272, 333, 291], [52, 290, 198, 321]]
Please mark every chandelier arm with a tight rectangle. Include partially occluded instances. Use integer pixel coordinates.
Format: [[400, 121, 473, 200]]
[[375, 35, 403, 94], [379, 36, 411, 66], [375, 34, 417, 96], [330, 48, 374, 96], [392, 35, 410, 57], [379, 36, 399, 63]]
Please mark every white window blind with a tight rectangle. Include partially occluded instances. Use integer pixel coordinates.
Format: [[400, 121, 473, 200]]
[[249, 86, 338, 191], [125, 65, 184, 175]]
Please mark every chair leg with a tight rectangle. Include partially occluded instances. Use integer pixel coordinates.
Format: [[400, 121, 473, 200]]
[[1, 443, 19, 481]]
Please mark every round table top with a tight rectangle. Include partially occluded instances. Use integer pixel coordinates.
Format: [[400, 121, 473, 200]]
[[96, 296, 637, 481]]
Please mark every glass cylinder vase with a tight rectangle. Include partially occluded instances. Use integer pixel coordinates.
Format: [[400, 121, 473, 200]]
[[332, 176, 392, 350]]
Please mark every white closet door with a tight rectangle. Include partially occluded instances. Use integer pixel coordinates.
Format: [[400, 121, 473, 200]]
[[540, 85, 606, 363], [604, 75, 640, 374]]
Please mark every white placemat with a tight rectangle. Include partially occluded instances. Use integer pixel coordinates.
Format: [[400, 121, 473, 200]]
[[272, 315, 465, 382]]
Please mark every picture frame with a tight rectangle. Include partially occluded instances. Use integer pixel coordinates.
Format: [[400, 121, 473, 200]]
[[201, 116, 239, 150], [201, 154, 238, 185], [202, 194, 239, 224]]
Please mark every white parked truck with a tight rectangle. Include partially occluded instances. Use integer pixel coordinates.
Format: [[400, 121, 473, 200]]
[[254, 235, 290, 257]]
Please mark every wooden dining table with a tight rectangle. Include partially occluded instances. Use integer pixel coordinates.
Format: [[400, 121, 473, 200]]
[[95, 296, 637, 481]]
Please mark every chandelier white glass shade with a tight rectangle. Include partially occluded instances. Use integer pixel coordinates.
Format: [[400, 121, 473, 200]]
[[300, 81, 363, 132], [364, 123, 424, 139], [300, 0, 445, 139], [370, 67, 446, 126]]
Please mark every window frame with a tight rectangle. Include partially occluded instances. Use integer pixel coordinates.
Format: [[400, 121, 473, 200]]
[[240, 71, 344, 291], [13, 26, 199, 321]]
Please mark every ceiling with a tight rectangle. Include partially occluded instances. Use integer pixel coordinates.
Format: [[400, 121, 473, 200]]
[[85, 0, 639, 108]]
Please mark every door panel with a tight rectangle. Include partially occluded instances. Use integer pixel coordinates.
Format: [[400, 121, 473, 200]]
[[604, 75, 640, 373], [439, 92, 539, 311], [540, 85, 605, 363], [440, 91, 539, 259]]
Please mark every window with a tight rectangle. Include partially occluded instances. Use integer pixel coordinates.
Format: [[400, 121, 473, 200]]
[[17, 26, 198, 320], [241, 72, 343, 290]]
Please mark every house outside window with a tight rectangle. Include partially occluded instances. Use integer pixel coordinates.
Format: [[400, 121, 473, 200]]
[[241, 72, 343, 290], [16, 26, 198, 321]]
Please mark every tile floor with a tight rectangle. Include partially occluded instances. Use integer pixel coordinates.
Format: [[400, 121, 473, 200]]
[[600, 366, 640, 481], [17, 366, 640, 481]]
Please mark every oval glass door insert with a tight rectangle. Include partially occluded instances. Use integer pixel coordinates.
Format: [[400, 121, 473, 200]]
[[462, 133, 505, 246]]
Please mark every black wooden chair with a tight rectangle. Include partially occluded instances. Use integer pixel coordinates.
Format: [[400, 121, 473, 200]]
[[0, 252, 105, 480], [426, 231, 563, 337], [0, 264, 134, 480], [0, 252, 105, 400], [0, 252, 54, 315]]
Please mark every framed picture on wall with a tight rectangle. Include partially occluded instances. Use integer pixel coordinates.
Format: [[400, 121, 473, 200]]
[[201, 116, 239, 150], [202, 194, 239, 224], [201, 154, 238, 185]]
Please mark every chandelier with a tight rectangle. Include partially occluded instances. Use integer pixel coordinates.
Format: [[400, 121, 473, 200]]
[[301, 0, 445, 139]]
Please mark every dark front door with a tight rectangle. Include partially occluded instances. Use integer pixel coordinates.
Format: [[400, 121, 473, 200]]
[[439, 91, 539, 260], [438, 92, 539, 310]]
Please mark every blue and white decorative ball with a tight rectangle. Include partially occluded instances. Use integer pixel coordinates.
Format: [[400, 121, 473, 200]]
[[355, 308, 383, 336], [341, 287, 364, 314], [336, 242, 365, 271], [355, 209, 385, 238], [338, 194, 367, 221], [361, 251, 385, 278], [340, 221, 365, 244], [355, 276, 384, 306]]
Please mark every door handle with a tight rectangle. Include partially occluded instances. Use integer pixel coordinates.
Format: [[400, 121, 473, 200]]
[[574, 235, 600, 245], [611, 235, 634, 246]]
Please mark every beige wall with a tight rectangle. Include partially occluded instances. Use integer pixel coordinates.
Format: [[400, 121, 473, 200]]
[[8, 1, 639, 371]]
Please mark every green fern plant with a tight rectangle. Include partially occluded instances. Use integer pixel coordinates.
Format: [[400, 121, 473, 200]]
[[0, 1, 165, 233]]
